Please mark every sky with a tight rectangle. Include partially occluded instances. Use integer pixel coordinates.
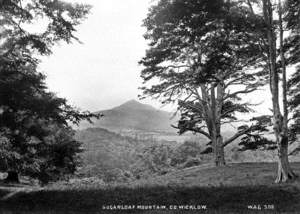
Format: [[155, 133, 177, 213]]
[[41, 0, 162, 112], [40, 0, 273, 115]]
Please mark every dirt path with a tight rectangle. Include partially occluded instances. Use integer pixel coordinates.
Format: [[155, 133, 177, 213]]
[[0, 185, 43, 201]]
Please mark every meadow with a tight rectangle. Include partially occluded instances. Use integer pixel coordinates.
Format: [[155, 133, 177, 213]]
[[0, 162, 300, 214]]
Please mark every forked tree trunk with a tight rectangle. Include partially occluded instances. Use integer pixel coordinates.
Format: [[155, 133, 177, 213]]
[[5, 171, 20, 183]]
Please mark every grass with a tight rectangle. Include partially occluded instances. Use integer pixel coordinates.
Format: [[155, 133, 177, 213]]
[[132, 162, 298, 187], [0, 162, 300, 214]]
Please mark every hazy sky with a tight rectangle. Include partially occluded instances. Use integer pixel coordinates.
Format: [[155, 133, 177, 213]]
[[41, 0, 159, 112], [40, 0, 273, 115]]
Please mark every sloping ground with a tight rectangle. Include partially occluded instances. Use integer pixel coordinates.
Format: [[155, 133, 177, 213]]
[[0, 162, 300, 214], [132, 162, 300, 187]]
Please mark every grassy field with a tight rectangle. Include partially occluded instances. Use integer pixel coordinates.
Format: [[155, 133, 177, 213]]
[[0, 162, 300, 214]]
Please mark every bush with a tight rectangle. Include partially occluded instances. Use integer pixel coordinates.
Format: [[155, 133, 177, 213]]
[[181, 157, 202, 168], [170, 141, 202, 166]]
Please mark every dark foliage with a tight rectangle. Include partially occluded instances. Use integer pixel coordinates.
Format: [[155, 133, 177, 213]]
[[0, 0, 91, 57], [0, 0, 99, 183], [139, 0, 267, 159], [285, 0, 300, 30], [288, 65, 300, 154], [238, 115, 277, 151]]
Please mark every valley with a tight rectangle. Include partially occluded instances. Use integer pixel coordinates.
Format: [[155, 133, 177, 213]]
[[74, 100, 300, 184]]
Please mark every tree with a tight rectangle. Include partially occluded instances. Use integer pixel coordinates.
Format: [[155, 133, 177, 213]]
[[285, 0, 300, 31], [140, 0, 264, 166], [285, 0, 300, 164], [244, 0, 299, 182], [29, 124, 84, 184], [0, 0, 99, 183], [0, 55, 99, 183], [0, 0, 91, 57]]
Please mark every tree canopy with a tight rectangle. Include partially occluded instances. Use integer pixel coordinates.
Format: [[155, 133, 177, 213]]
[[0, 0, 99, 183], [140, 0, 267, 166]]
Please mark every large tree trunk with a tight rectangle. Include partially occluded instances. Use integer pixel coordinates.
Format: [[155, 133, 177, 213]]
[[216, 80, 225, 166], [215, 136, 225, 166], [211, 132, 225, 166], [276, 135, 297, 183], [211, 82, 226, 166], [276, 0, 297, 183], [5, 171, 20, 183], [278, 0, 288, 131]]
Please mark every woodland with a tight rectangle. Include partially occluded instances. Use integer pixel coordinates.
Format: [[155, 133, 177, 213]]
[[0, 0, 300, 213]]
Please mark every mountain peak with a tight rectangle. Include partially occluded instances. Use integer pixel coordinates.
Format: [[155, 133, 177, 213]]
[[123, 99, 142, 106], [115, 99, 155, 111], [79, 99, 178, 133]]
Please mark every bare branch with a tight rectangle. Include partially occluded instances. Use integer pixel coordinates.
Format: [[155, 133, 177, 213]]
[[223, 126, 253, 147], [247, 0, 255, 14], [224, 88, 257, 100], [172, 125, 211, 139]]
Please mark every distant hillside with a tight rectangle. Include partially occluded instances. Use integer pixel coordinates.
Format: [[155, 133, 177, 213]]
[[75, 127, 181, 182], [75, 128, 142, 181], [78, 100, 178, 133]]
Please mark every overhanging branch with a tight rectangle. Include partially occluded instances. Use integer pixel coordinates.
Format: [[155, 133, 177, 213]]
[[172, 125, 211, 139], [223, 126, 253, 147]]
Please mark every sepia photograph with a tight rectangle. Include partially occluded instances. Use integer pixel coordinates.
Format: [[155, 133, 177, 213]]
[[0, 0, 300, 213]]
